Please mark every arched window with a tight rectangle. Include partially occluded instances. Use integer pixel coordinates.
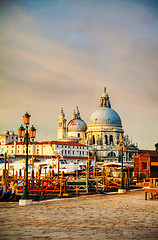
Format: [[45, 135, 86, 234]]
[[105, 135, 108, 145], [92, 135, 95, 144], [97, 135, 100, 145], [118, 154, 121, 163], [99, 138, 103, 145], [89, 137, 92, 145], [110, 135, 113, 144], [117, 134, 120, 144], [107, 152, 116, 157]]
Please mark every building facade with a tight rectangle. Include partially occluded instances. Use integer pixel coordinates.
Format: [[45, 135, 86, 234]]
[[57, 88, 138, 164], [1, 141, 90, 165], [0, 131, 18, 145], [0, 88, 138, 165], [134, 150, 158, 180]]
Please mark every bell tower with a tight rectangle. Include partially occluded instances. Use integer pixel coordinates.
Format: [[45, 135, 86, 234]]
[[57, 108, 67, 140]]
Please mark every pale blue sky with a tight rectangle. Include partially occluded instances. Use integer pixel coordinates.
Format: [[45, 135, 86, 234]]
[[0, 0, 158, 149]]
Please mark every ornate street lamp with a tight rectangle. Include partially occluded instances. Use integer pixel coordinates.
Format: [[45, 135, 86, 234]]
[[118, 135, 126, 194], [18, 112, 36, 203]]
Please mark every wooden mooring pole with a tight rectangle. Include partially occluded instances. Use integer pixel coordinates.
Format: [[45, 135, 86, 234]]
[[86, 155, 90, 194], [7, 155, 9, 178], [58, 155, 60, 178]]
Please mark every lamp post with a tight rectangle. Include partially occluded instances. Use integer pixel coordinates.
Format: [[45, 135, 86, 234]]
[[118, 135, 126, 194], [18, 112, 36, 205]]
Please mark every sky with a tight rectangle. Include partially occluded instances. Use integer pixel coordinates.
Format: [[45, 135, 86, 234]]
[[0, 0, 158, 150]]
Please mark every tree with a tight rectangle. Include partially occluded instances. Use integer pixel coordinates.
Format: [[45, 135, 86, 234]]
[[155, 143, 158, 153]]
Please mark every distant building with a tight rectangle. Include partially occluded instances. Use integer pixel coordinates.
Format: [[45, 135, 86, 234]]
[[1, 88, 138, 165], [134, 150, 158, 180], [1, 141, 91, 165], [57, 87, 138, 164], [58, 107, 87, 144], [0, 131, 18, 145]]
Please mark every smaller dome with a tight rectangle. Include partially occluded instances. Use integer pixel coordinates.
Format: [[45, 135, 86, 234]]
[[68, 119, 87, 132]]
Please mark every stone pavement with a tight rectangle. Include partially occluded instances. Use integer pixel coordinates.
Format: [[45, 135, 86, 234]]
[[0, 190, 158, 240]]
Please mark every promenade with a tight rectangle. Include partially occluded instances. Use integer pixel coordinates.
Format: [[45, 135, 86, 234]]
[[0, 190, 158, 240]]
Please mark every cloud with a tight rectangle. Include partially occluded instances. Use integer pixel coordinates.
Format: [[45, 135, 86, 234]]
[[0, 1, 158, 149]]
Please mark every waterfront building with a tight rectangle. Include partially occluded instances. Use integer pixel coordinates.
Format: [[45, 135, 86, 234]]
[[0, 131, 18, 145], [0, 140, 90, 165], [134, 150, 158, 180], [58, 106, 87, 144], [0, 88, 138, 165], [57, 87, 138, 164]]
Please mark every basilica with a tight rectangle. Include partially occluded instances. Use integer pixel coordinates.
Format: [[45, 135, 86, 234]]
[[57, 88, 138, 164]]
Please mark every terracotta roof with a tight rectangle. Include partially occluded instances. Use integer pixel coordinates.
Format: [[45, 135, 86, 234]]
[[37, 141, 88, 147], [138, 149, 156, 154], [137, 150, 158, 158], [6, 142, 15, 145], [5, 141, 38, 146], [5, 141, 88, 147], [15, 155, 93, 160], [61, 156, 93, 160]]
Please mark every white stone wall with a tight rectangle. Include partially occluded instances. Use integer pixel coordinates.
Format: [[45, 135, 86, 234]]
[[54, 144, 89, 157], [1, 142, 89, 159], [87, 124, 123, 146]]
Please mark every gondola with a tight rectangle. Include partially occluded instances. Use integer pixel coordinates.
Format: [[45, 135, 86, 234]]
[[0, 188, 3, 197], [0, 189, 12, 201]]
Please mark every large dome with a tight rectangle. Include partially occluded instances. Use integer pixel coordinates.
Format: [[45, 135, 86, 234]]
[[68, 119, 87, 132], [89, 108, 122, 126]]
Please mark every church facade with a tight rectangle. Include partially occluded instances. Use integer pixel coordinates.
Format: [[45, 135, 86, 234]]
[[57, 88, 138, 164]]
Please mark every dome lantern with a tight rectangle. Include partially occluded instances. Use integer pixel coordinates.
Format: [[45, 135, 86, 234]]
[[99, 87, 111, 109], [89, 88, 122, 127], [74, 106, 81, 119]]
